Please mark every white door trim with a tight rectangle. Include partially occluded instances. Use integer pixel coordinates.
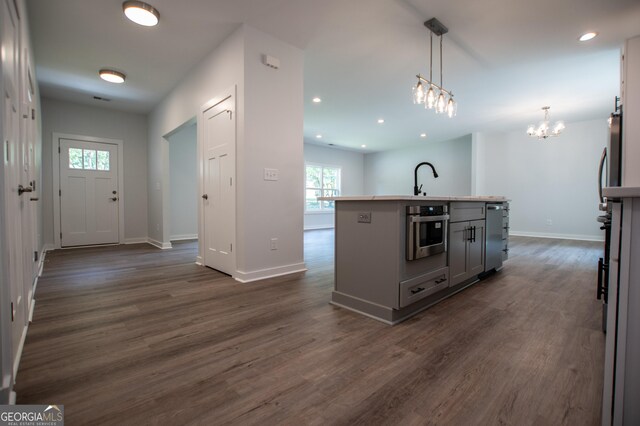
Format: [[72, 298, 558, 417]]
[[52, 133, 125, 249]]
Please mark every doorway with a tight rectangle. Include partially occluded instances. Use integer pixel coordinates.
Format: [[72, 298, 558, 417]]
[[52, 134, 124, 248], [166, 120, 198, 242]]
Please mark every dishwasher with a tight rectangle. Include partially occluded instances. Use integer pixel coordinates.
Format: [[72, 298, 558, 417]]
[[485, 203, 504, 272]]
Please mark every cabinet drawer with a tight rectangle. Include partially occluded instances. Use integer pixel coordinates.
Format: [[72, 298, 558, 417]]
[[449, 202, 486, 222], [399, 267, 449, 308]]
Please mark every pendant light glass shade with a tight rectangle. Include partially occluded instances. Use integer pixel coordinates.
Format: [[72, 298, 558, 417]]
[[435, 93, 446, 113], [413, 81, 425, 104], [426, 86, 436, 109], [446, 97, 457, 118]]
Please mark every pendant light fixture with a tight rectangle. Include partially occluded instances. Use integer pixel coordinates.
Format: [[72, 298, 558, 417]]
[[412, 18, 457, 118], [123, 1, 160, 27], [526, 106, 565, 139]]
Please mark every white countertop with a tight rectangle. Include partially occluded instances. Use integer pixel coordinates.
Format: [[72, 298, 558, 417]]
[[319, 195, 509, 202], [603, 186, 640, 198]]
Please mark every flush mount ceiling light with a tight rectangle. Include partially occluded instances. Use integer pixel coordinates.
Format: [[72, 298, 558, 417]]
[[123, 1, 160, 26], [377, 118, 385, 124], [420, 133, 427, 138], [312, 97, 322, 103], [361, 144, 367, 148], [316, 134, 322, 139], [99, 69, 126, 83], [579, 32, 598, 42], [526, 106, 565, 139], [412, 18, 457, 118]]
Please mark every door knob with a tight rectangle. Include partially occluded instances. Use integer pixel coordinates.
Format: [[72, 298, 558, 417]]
[[110, 197, 118, 201], [202, 194, 208, 200], [18, 184, 33, 195]]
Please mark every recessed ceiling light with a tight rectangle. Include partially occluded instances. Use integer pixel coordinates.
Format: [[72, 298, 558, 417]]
[[361, 144, 367, 148], [420, 133, 427, 138], [312, 97, 322, 103], [579, 32, 597, 42], [123, 1, 160, 27], [377, 119, 384, 124], [316, 134, 322, 139], [99, 69, 126, 84]]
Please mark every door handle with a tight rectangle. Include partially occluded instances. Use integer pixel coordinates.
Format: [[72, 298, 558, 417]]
[[472, 226, 476, 242], [30, 197, 39, 201], [411, 287, 426, 295], [110, 197, 118, 201], [18, 184, 33, 195], [202, 194, 208, 200]]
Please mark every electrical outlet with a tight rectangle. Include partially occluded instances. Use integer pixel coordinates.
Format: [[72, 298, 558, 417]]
[[270, 238, 278, 250], [264, 168, 279, 181], [358, 212, 371, 223], [546, 219, 553, 226]]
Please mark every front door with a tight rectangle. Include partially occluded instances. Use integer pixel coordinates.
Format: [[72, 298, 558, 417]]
[[203, 96, 235, 275], [59, 139, 119, 247]]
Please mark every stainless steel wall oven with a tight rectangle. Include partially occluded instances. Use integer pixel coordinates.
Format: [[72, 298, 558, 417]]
[[406, 205, 449, 260]]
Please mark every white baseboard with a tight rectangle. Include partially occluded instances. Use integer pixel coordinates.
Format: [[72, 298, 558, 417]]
[[234, 262, 307, 283], [12, 325, 27, 381], [304, 225, 334, 231], [510, 231, 604, 242], [42, 243, 54, 252], [124, 237, 148, 244], [147, 238, 172, 249], [9, 390, 16, 405], [28, 300, 35, 323], [170, 234, 198, 241], [195, 255, 203, 266]]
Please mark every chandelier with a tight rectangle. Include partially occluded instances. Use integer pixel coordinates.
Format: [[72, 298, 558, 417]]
[[527, 106, 565, 139], [412, 18, 456, 118]]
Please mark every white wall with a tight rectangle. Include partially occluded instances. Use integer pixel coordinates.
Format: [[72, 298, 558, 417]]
[[239, 25, 304, 278], [623, 35, 640, 186], [304, 143, 364, 229], [364, 135, 472, 196], [475, 118, 607, 241], [167, 123, 197, 240], [41, 98, 148, 245], [148, 24, 305, 281]]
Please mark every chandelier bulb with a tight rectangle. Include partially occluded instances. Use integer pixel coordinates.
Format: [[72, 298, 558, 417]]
[[413, 81, 425, 104], [446, 97, 456, 118], [435, 92, 446, 113], [426, 86, 436, 109]]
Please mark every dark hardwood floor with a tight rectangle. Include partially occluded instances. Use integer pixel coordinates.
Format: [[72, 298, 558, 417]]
[[15, 231, 604, 425]]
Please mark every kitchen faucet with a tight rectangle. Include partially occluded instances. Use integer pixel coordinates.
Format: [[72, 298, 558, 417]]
[[414, 162, 439, 195]]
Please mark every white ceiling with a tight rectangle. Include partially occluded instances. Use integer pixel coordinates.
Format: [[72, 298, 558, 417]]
[[27, 0, 640, 151]]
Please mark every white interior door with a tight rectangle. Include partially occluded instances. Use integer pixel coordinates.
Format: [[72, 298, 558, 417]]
[[203, 97, 235, 275], [2, 0, 26, 370], [59, 139, 119, 247]]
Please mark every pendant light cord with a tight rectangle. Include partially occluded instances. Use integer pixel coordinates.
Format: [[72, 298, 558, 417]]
[[440, 34, 443, 87], [429, 31, 433, 82]]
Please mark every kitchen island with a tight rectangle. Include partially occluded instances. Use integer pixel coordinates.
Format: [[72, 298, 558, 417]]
[[321, 196, 509, 324]]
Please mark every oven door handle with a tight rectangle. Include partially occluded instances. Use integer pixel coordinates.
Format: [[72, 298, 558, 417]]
[[409, 214, 450, 223]]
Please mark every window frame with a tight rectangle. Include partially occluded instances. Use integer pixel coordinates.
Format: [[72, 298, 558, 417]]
[[304, 162, 341, 214]]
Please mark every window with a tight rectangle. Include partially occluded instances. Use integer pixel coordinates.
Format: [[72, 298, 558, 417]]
[[305, 163, 341, 212], [69, 148, 110, 171]]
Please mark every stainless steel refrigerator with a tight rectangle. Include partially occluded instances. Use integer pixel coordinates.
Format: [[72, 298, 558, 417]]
[[597, 97, 622, 333]]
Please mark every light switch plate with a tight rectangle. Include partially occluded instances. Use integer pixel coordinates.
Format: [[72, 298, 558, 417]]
[[264, 168, 279, 181]]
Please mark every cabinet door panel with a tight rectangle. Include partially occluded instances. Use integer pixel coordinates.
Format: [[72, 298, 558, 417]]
[[449, 221, 469, 286], [468, 219, 485, 277]]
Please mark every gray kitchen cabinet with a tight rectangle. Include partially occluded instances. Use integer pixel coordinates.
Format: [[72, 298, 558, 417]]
[[449, 219, 485, 286]]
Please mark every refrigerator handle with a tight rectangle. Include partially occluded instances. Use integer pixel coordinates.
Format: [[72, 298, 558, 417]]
[[598, 147, 607, 205]]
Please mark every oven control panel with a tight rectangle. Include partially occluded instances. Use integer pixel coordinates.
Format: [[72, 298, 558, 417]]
[[407, 205, 447, 216]]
